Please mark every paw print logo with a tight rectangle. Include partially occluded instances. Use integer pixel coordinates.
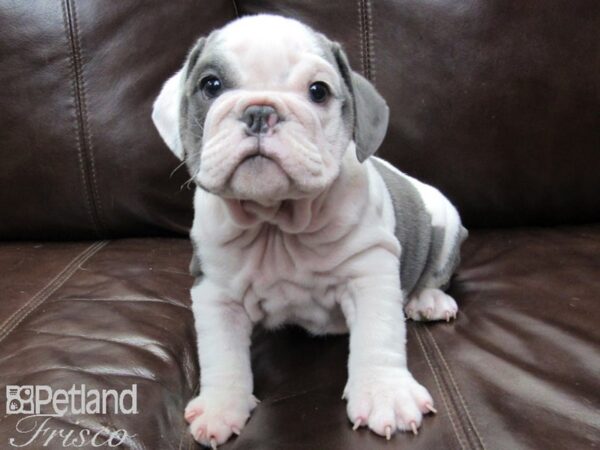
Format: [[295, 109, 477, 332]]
[[5, 385, 34, 414]]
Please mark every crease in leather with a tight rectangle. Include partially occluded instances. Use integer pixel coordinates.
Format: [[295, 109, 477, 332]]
[[263, 385, 331, 405], [178, 420, 195, 450], [61, 0, 106, 237], [53, 296, 192, 310], [0, 240, 107, 344], [231, 0, 240, 18], [15, 365, 159, 384], [414, 324, 487, 450], [26, 328, 176, 364]]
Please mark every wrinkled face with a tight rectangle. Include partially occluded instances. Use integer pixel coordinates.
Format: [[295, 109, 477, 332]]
[[179, 16, 354, 204], [153, 15, 390, 207]]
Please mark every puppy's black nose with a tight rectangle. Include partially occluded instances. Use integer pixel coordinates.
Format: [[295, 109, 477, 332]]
[[241, 105, 280, 136]]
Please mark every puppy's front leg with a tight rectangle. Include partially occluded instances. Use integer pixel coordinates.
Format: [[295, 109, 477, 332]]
[[185, 279, 257, 448], [342, 270, 435, 440]]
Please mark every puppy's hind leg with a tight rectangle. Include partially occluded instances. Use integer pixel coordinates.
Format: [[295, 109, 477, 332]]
[[405, 287, 458, 322], [404, 220, 466, 323]]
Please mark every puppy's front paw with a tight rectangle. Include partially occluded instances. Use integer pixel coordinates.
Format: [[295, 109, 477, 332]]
[[344, 370, 435, 439], [405, 288, 458, 322], [185, 388, 258, 448]]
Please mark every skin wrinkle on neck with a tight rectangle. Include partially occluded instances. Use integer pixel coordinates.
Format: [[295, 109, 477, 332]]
[[220, 145, 358, 238]]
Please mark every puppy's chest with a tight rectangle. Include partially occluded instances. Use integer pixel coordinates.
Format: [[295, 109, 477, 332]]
[[216, 227, 350, 333]]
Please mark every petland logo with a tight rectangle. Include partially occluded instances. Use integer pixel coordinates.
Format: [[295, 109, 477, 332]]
[[5, 384, 138, 448]]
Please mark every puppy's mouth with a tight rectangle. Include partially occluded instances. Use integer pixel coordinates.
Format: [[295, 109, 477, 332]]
[[239, 151, 275, 166], [227, 148, 292, 202], [236, 145, 287, 177]]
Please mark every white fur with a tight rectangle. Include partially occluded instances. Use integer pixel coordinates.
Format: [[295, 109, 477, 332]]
[[152, 15, 461, 447], [186, 148, 438, 446], [152, 68, 185, 159]]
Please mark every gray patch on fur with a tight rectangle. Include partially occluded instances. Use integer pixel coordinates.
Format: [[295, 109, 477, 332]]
[[189, 240, 202, 277], [373, 158, 468, 298], [370, 158, 433, 297], [409, 226, 449, 294], [179, 33, 240, 179], [314, 35, 354, 139], [349, 72, 389, 162], [315, 35, 389, 162], [431, 225, 468, 291]]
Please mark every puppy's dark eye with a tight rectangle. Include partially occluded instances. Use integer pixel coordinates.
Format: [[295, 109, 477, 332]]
[[308, 81, 330, 103], [199, 75, 222, 99]]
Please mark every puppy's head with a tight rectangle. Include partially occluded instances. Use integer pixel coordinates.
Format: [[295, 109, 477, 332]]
[[153, 15, 388, 205]]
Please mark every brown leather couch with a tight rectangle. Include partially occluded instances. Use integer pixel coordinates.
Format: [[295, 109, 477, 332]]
[[1, 1, 598, 449]]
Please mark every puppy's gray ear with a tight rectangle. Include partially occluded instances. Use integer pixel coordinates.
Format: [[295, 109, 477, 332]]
[[332, 43, 389, 162], [152, 38, 206, 160]]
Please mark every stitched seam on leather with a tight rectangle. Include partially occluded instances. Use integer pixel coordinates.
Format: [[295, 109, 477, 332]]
[[63, 0, 106, 237], [413, 326, 467, 450], [357, 0, 367, 78], [365, 0, 376, 83], [70, 0, 105, 235], [419, 326, 480, 450], [357, 0, 375, 81], [61, 0, 97, 236], [425, 327, 487, 450], [0, 241, 108, 344]]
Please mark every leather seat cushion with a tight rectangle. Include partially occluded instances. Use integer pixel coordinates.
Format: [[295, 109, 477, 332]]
[[0, 226, 598, 449]]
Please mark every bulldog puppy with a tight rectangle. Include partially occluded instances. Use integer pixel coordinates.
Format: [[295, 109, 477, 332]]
[[152, 14, 467, 448]]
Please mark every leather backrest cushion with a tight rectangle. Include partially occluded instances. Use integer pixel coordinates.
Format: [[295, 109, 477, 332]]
[[237, 0, 600, 228], [0, 0, 235, 239], [1, 0, 598, 239]]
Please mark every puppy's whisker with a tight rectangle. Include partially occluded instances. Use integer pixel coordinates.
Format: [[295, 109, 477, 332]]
[[179, 179, 192, 191], [192, 116, 205, 133], [180, 172, 195, 190], [181, 166, 200, 190], [188, 130, 204, 141], [170, 159, 188, 178]]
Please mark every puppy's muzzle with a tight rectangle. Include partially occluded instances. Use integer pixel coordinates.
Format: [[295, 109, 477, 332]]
[[241, 105, 282, 137]]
